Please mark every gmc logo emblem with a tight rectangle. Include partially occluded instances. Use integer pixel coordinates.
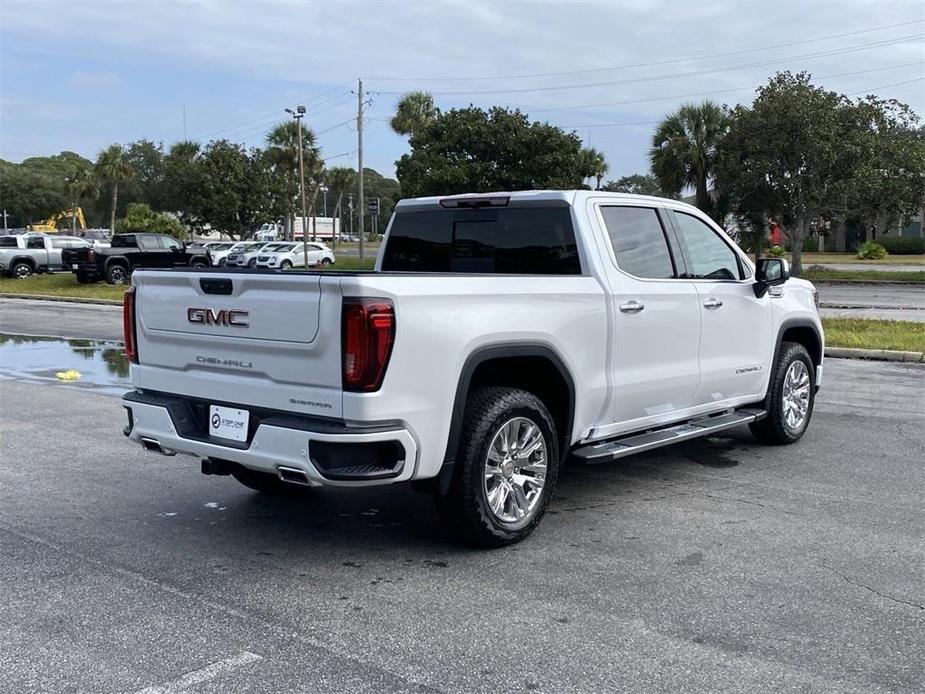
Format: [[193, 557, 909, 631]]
[[187, 307, 250, 327]]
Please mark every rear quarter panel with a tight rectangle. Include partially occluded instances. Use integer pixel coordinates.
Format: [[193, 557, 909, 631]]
[[340, 273, 609, 478]]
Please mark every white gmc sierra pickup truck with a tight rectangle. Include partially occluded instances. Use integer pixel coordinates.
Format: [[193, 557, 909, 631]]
[[122, 191, 823, 546]]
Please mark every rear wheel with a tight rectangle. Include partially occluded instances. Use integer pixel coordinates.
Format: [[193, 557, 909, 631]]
[[434, 386, 558, 547], [191, 259, 207, 269], [232, 467, 309, 496], [105, 264, 129, 285], [11, 261, 33, 279], [750, 341, 815, 445]]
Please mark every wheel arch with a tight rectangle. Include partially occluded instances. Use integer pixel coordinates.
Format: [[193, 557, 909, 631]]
[[10, 255, 36, 269], [437, 343, 576, 494], [777, 319, 823, 369]]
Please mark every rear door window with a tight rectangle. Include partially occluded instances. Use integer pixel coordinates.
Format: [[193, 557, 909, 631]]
[[0, 237, 19, 247], [600, 206, 676, 279], [382, 206, 580, 274]]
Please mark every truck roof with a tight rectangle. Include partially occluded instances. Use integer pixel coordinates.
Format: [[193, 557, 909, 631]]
[[395, 190, 700, 212]]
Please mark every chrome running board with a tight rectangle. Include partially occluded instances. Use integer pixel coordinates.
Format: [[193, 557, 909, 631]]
[[572, 408, 766, 464]]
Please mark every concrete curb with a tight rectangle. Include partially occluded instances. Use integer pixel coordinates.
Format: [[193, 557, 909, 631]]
[[810, 279, 923, 286], [0, 293, 122, 306], [827, 347, 924, 363]]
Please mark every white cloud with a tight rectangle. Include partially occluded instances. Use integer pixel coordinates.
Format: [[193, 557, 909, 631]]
[[68, 70, 123, 89]]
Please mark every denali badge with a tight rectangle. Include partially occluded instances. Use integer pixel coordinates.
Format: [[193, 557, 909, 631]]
[[187, 307, 249, 327]]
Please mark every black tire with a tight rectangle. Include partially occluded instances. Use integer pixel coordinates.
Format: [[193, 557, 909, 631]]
[[750, 341, 815, 445], [11, 261, 33, 279], [75, 272, 93, 284], [434, 386, 559, 548], [191, 259, 207, 269], [321, 257, 332, 265], [280, 260, 292, 270], [232, 467, 309, 496], [218, 258, 226, 267], [248, 258, 257, 268], [105, 263, 129, 285]]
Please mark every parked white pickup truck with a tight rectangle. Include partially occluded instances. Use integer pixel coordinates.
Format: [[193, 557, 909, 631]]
[[121, 191, 823, 546], [0, 233, 91, 278]]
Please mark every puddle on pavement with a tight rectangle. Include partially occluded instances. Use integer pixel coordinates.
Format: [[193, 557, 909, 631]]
[[0, 333, 129, 395]]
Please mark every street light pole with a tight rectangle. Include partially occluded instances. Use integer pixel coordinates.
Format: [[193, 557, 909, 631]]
[[286, 105, 309, 268]]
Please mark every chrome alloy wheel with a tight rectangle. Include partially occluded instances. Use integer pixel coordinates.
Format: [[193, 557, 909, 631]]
[[483, 417, 548, 525], [782, 360, 811, 431]]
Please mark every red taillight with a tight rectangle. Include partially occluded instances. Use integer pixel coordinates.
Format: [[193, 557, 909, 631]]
[[87, 248, 96, 263], [123, 288, 138, 364], [342, 298, 395, 392]]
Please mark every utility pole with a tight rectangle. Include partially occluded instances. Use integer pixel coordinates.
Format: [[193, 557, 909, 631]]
[[348, 194, 354, 236], [357, 78, 365, 260], [287, 105, 309, 268]]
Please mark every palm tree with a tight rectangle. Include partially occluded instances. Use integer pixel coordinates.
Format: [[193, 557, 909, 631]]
[[266, 121, 321, 239], [649, 101, 730, 221], [390, 91, 439, 139], [66, 168, 98, 231], [578, 147, 608, 190], [95, 144, 134, 232]]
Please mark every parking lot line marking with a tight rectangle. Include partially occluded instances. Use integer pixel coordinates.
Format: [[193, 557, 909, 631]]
[[133, 651, 262, 694]]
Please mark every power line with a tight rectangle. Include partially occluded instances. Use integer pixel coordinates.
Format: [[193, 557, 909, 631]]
[[559, 76, 925, 130], [375, 33, 923, 96], [848, 76, 925, 95], [368, 19, 925, 83], [531, 61, 924, 113]]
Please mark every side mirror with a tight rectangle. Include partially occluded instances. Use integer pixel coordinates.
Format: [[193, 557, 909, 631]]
[[754, 258, 790, 298]]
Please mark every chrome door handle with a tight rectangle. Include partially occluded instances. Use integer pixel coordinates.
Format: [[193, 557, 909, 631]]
[[619, 301, 645, 313], [703, 298, 723, 309]]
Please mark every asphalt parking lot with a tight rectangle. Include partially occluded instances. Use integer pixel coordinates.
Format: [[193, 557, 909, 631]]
[[1, 305, 923, 693]]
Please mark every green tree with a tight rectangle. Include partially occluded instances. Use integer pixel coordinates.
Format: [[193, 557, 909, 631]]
[[265, 120, 321, 238], [718, 73, 858, 274], [396, 106, 586, 197], [65, 168, 99, 231], [95, 144, 134, 232], [197, 140, 272, 239], [578, 147, 608, 190], [649, 101, 730, 221], [323, 166, 356, 237], [114, 202, 186, 239], [842, 97, 925, 241], [122, 139, 166, 210], [390, 91, 439, 139], [163, 140, 203, 229], [601, 173, 663, 196]]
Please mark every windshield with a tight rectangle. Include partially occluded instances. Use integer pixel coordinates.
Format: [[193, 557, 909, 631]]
[[211, 243, 233, 251], [265, 243, 293, 252]]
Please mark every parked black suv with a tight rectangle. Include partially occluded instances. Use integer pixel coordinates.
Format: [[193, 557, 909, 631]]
[[63, 233, 211, 284]]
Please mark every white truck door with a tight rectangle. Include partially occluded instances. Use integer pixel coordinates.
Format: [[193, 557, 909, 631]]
[[594, 203, 702, 429], [668, 209, 774, 404]]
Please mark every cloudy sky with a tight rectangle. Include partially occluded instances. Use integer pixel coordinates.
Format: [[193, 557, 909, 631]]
[[1, 0, 923, 182]]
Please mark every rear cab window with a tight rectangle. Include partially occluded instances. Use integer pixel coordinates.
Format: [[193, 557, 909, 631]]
[[111, 235, 138, 248], [382, 205, 581, 274]]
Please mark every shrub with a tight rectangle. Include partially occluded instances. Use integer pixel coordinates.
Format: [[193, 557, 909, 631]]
[[879, 236, 924, 255], [857, 241, 887, 260], [766, 245, 786, 258], [114, 203, 187, 239]]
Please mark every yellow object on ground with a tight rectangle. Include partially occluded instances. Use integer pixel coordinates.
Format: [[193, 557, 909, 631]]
[[55, 370, 82, 381]]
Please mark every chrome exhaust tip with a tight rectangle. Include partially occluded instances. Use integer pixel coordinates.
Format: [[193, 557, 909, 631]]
[[140, 437, 176, 456], [277, 466, 311, 486]]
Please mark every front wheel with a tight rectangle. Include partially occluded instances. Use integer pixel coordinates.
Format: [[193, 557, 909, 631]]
[[248, 258, 257, 268], [434, 386, 559, 547], [750, 341, 815, 445], [321, 257, 333, 265], [280, 260, 292, 270]]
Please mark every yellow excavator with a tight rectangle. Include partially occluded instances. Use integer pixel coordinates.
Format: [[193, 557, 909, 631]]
[[28, 207, 87, 233]]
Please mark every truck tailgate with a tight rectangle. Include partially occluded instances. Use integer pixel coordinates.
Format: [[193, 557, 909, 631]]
[[131, 270, 345, 418]]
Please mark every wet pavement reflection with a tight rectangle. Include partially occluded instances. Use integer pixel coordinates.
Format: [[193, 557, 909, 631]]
[[0, 333, 129, 395]]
